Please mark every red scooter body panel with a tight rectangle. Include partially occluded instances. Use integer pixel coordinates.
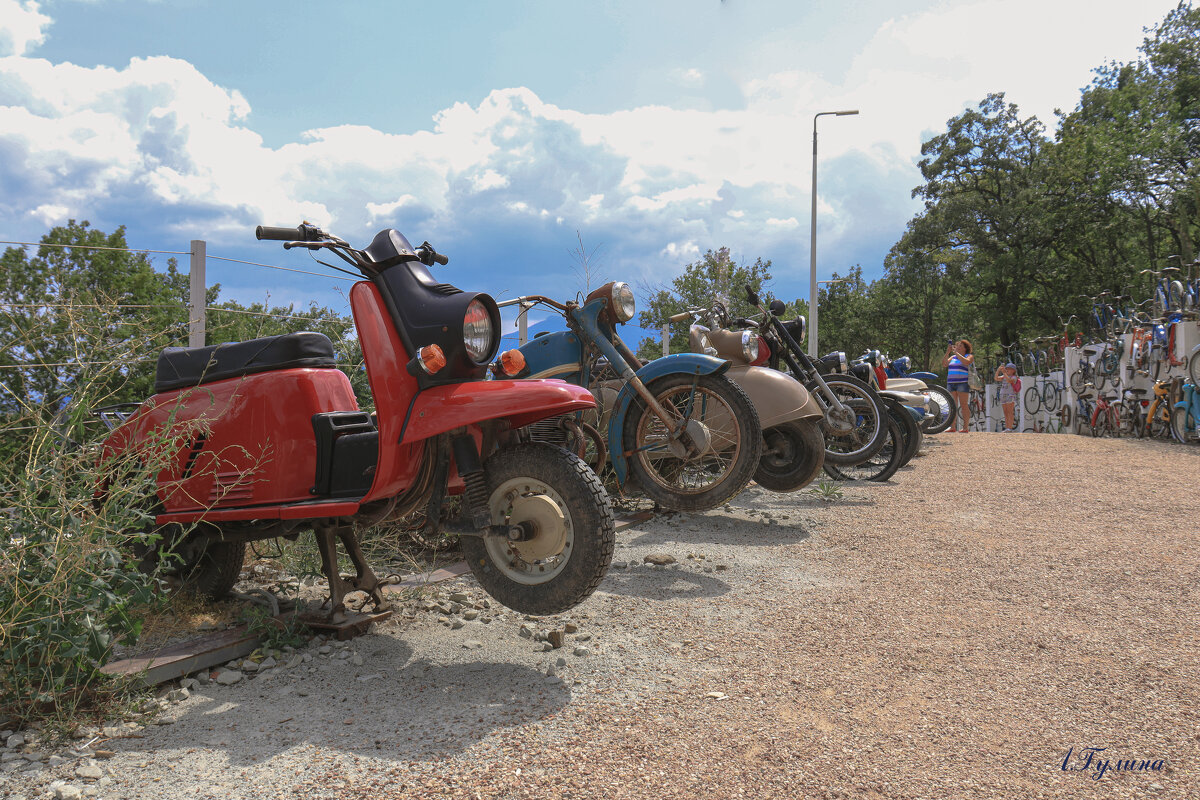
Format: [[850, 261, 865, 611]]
[[404, 380, 596, 442], [349, 282, 596, 504], [105, 367, 359, 514]]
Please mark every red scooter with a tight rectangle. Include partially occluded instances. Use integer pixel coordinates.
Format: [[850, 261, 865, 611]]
[[101, 223, 615, 619]]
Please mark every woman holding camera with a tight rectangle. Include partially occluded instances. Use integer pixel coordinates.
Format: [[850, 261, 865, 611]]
[[942, 339, 974, 433]]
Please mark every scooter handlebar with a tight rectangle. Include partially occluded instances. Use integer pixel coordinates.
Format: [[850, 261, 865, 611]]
[[668, 311, 693, 323], [256, 225, 304, 241]]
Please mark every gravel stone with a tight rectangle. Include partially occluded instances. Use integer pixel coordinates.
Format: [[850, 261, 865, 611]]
[[6, 436, 1193, 800]]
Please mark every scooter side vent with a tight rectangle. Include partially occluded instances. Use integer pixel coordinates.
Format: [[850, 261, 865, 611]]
[[209, 471, 255, 503], [180, 434, 208, 480], [427, 283, 462, 296]]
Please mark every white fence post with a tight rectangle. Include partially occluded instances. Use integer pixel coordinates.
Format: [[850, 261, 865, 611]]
[[518, 302, 529, 346], [189, 240, 206, 348], [662, 324, 669, 358]]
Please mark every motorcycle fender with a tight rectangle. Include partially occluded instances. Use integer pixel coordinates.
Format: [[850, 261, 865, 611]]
[[403, 379, 596, 443], [1173, 400, 1189, 410], [606, 353, 730, 485], [881, 389, 932, 410], [908, 371, 940, 382], [724, 364, 822, 428]]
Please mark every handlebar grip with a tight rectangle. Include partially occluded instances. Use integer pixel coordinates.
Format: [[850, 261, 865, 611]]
[[433, 252, 449, 266], [668, 311, 692, 322], [256, 225, 303, 241]]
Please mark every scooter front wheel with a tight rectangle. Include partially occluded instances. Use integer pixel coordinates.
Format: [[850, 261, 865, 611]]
[[752, 420, 825, 492], [462, 443, 614, 615], [623, 373, 762, 511]]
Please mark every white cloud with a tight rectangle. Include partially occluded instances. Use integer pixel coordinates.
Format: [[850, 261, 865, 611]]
[[0, 0, 1181, 299], [0, 0, 50, 57]]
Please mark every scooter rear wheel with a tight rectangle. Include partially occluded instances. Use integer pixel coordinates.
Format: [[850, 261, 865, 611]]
[[132, 523, 245, 599], [462, 443, 614, 615], [752, 419, 825, 492]]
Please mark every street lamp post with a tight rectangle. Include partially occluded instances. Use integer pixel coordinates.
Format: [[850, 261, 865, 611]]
[[809, 109, 859, 357]]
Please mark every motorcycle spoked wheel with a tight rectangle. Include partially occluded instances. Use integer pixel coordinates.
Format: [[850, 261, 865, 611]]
[[822, 412, 903, 483], [752, 419, 825, 492], [622, 373, 762, 512], [814, 374, 888, 467], [462, 443, 614, 615], [131, 523, 245, 599], [919, 385, 955, 434]]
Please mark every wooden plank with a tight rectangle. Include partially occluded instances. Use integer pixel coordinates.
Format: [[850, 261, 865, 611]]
[[100, 625, 262, 685]]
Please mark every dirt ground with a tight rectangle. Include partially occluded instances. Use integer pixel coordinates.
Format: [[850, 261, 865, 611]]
[[5, 433, 1199, 800]]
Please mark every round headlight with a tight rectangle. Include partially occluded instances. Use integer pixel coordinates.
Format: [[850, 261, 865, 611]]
[[463, 299, 494, 362], [612, 282, 636, 323], [740, 330, 759, 362]]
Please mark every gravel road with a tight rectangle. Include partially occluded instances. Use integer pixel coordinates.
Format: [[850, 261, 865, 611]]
[[4, 433, 1198, 800]]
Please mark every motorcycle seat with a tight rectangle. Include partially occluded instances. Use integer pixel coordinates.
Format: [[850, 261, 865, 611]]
[[154, 331, 337, 393], [1125, 388, 1148, 395]]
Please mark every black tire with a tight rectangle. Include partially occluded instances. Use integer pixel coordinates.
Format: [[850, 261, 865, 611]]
[[1069, 368, 1086, 394], [753, 419, 826, 492], [882, 397, 920, 467], [1171, 405, 1198, 444], [1023, 387, 1041, 416], [1189, 345, 1200, 386], [1042, 381, 1060, 412], [135, 525, 245, 599], [1058, 404, 1072, 432], [811, 374, 888, 466], [919, 385, 954, 434], [623, 372, 761, 511], [462, 443, 615, 615], [823, 413, 903, 483]]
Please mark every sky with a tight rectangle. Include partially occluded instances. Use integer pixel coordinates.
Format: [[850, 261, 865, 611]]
[[0, 0, 1184, 331]]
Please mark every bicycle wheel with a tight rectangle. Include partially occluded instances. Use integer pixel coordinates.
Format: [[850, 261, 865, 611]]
[[1171, 405, 1199, 444], [1069, 368, 1086, 394], [1041, 381, 1060, 412], [1095, 369, 1107, 392], [1023, 386, 1041, 415], [1058, 404, 1072, 432], [1148, 406, 1171, 439], [1148, 349, 1163, 382], [1189, 345, 1200, 385]]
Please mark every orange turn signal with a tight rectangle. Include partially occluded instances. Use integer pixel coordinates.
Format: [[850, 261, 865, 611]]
[[417, 344, 446, 374], [499, 349, 527, 376]]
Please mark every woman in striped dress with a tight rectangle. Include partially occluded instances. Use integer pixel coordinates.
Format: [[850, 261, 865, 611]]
[[942, 339, 974, 433]]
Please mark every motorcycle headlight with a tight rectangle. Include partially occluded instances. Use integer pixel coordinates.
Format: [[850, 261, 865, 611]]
[[463, 299, 495, 362], [612, 281, 636, 322], [740, 330, 759, 362]]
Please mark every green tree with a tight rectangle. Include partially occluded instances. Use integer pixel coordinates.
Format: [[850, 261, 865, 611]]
[[635, 247, 775, 359]]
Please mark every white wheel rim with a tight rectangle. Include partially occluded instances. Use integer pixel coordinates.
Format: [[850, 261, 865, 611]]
[[483, 477, 573, 585]]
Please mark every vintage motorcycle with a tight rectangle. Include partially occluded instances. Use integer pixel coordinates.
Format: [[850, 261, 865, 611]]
[[100, 223, 615, 619], [883, 354, 954, 434], [739, 286, 889, 466], [496, 283, 762, 511], [673, 302, 825, 491]]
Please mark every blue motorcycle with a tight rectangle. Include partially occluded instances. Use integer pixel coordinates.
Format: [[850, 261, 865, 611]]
[[1172, 381, 1200, 444], [495, 282, 762, 511]]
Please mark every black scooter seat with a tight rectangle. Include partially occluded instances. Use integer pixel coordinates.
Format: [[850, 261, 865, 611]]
[[155, 332, 337, 393]]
